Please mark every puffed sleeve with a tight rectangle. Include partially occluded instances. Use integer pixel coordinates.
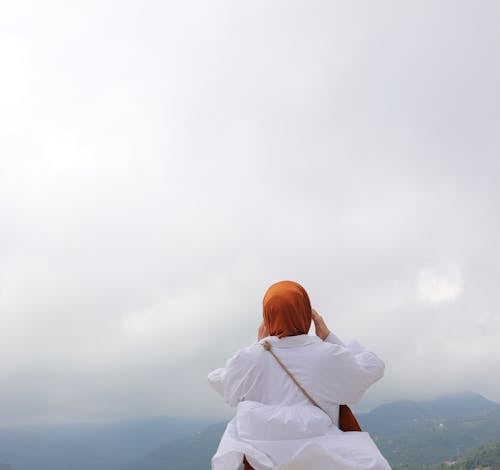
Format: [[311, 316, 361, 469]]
[[208, 346, 261, 407], [322, 333, 385, 404]]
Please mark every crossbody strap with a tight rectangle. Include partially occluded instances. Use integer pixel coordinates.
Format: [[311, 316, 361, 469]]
[[262, 340, 324, 411]]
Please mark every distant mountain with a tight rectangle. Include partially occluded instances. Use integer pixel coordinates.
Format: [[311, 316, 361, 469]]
[[131, 392, 500, 470], [358, 392, 500, 468], [0, 416, 211, 470], [1, 393, 499, 470], [126, 422, 227, 470]]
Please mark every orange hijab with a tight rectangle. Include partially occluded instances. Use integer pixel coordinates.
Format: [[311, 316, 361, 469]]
[[263, 281, 312, 338]]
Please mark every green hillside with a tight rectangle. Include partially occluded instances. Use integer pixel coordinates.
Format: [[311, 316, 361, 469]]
[[424, 441, 500, 469], [450, 441, 500, 469], [127, 423, 226, 470], [131, 392, 500, 470], [2, 392, 499, 469], [359, 392, 500, 468]]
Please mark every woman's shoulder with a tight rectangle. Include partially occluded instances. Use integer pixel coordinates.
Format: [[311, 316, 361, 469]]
[[228, 334, 350, 367], [226, 340, 268, 368]]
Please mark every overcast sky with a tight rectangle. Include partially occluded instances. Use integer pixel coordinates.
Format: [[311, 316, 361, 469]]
[[1, 0, 499, 426]]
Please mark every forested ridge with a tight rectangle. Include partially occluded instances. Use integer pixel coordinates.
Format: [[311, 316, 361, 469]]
[[1, 392, 500, 469]]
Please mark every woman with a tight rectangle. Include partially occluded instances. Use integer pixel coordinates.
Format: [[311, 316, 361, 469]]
[[208, 281, 391, 469]]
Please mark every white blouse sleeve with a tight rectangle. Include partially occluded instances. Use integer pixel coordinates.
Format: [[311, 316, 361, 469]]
[[207, 367, 226, 398], [208, 346, 261, 407], [325, 332, 345, 346], [323, 333, 385, 404]]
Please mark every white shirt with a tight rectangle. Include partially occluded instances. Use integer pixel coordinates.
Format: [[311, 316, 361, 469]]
[[208, 333, 391, 470]]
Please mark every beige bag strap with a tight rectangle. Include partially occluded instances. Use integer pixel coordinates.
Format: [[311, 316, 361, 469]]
[[262, 340, 323, 411]]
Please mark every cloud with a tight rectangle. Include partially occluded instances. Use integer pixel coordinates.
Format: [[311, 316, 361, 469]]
[[0, 0, 499, 424], [417, 265, 463, 304]]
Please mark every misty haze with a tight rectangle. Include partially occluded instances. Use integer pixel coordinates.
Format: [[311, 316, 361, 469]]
[[1, 0, 499, 469]]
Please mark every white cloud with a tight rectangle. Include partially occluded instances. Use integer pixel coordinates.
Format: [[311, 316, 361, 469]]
[[0, 0, 499, 423], [417, 265, 464, 303]]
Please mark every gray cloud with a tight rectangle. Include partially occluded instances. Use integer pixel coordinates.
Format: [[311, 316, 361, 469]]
[[1, 0, 499, 424]]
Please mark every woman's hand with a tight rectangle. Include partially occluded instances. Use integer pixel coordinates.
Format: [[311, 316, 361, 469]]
[[257, 321, 269, 340], [311, 309, 331, 341]]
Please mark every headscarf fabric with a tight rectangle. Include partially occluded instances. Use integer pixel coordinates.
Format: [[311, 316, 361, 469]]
[[263, 280, 312, 338]]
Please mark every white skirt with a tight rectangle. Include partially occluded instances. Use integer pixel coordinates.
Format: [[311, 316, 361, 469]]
[[211, 402, 391, 470]]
